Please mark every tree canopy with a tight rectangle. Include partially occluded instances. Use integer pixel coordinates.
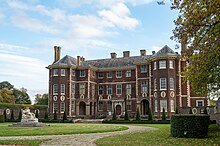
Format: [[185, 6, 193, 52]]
[[34, 93, 48, 105], [171, 0, 220, 96]]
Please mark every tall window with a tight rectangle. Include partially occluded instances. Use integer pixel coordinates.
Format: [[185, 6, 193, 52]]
[[141, 80, 148, 93], [53, 69, 58, 76], [80, 70, 85, 77], [141, 65, 147, 73], [53, 84, 58, 95], [61, 69, 65, 76], [61, 84, 65, 95], [154, 79, 157, 91], [154, 61, 157, 70], [98, 72, 104, 78], [116, 71, 122, 78], [159, 60, 166, 69], [196, 100, 204, 107], [72, 70, 75, 76], [171, 100, 175, 112], [107, 85, 112, 95], [155, 100, 158, 112], [71, 101, 75, 112], [107, 72, 112, 78], [60, 102, 65, 113], [53, 102, 58, 113], [169, 60, 174, 69], [170, 78, 174, 90], [126, 70, 131, 77], [79, 84, 85, 95], [160, 100, 167, 112], [92, 84, 95, 97], [126, 84, 131, 95], [160, 78, 167, 90], [116, 84, 122, 95], [98, 85, 103, 95], [92, 71, 95, 77], [72, 83, 75, 99]]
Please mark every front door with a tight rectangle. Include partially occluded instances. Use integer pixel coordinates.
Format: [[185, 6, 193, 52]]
[[116, 105, 121, 115]]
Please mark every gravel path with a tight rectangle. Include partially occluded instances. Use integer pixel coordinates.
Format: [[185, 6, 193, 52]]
[[0, 125, 157, 146]]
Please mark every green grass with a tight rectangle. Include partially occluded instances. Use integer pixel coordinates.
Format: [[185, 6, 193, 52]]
[[0, 139, 48, 146], [96, 124, 220, 146], [0, 123, 128, 136]]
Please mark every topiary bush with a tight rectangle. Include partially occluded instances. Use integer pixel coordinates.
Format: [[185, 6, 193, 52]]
[[112, 108, 117, 121], [10, 109, 14, 120], [189, 107, 193, 114], [148, 108, 153, 121], [0, 115, 5, 122], [135, 108, 141, 121], [63, 111, 67, 122], [44, 110, 49, 121], [124, 107, 129, 121], [162, 108, 166, 121], [171, 114, 210, 138], [54, 110, 58, 120], [3, 109, 7, 121], [35, 110, 39, 118], [18, 109, 22, 122]]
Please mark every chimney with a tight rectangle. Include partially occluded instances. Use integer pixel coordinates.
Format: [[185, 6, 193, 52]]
[[123, 51, 130, 57], [111, 52, 117, 59], [140, 49, 146, 56], [152, 51, 156, 55], [54, 46, 61, 63], [77, 56, 81, 66], [81, 56, 85, 61]]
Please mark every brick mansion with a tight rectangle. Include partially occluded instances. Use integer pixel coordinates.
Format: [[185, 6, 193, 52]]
[[47, 45, 208, 119]]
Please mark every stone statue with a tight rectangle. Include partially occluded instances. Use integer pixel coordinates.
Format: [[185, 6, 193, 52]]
[[21, 108, 38, 123]]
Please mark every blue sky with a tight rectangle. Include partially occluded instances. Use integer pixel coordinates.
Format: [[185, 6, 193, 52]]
[[0, 0, 179, 102]]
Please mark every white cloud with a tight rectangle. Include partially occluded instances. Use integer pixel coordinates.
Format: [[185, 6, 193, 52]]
[[126, 0, 154, 6], [58, 0, 94, 7], [6, 0, 29, 10]]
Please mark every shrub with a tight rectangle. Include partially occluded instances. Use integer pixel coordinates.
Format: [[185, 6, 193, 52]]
[[10, 109, 14, 120], [35, 110, 39, 118], [175, 107, 179, 114], [18, 109, 22, 122], [171, 114, 210, 138], [189, 107, 193, 114], [0, 103, 47, 110], [203, 107, 208, 114], [112, 108, 117, 121], [162, 108, 166, 121], [63, 111, 67, 122], [54, 110, 58, 120], [135, 108, 141, 121], [0, 115, 5, 122], [3, 109, 7, 121], [124, 107, 129, 121], [44, 110, 49, 121], [148, 108, 153, 121]]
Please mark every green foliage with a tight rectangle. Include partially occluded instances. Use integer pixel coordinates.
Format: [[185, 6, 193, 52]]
[[203, 107, 208, 114], [124, 107, 129, 121], [35, 110, 39, 118], [34, 94, 48, 105], [18, 110, 22, 122], [162, 108, 166, 121], [189, 107, 193, 114], [44, 110, 49, 121], [0, 88, 15, 103], [53, 110, 58, 120], [0, 115, 4, 122], [171, 114, 210, 138], [175, 107, 179, 114], [112, 108, 117, 121], [0, 81, 14, 90], [10, 109, 14, 120], [62, 111, 67, 121], [0, 103, 47, 110], [148, 108, 153, 121], [135, 107, 141, 121], [13, 88, 31, 104], [3, 109, 6, 121], [172, 0, 220, 95], [103, 120, 170, 124]]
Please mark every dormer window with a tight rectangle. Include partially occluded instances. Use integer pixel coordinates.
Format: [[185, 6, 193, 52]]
[[61, 69, 65, 76], [53, 69, 58, 76], [141, 65, 147, 73], [159, 60, 166, 69], [80, 70, 85, 77]]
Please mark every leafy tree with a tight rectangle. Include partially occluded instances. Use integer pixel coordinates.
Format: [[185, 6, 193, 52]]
[[124, 107, 129, 121], [10, 109, 14, 120], [148, 108, 153, 121], [0, 81, 14, 90], [44, 110, 49, 121], [18, 109, 22, 122], [112, 108, 117, 121], [54, 110, 58, 120], [13, 88, 31, 104], [162, 108, 166, 121], [171, 0, 220, 95], [189, 107, 193, 114], [63, 111, 67, 122], [0, 88, 15, 103], [135, 107, 141, 121], [35, 94, 48, 105], [35, 110, 39, 118]]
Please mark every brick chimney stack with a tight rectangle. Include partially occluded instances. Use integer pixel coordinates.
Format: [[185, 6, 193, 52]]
[[123, 51, 130, 57], [77, 56, 81, 66], [111, 52, 117, 59], [140, 49, 146, 56], [54, 46, 61, 63]]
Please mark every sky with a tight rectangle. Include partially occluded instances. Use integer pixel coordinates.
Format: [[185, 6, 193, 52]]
[[0, 0, 179, 103]]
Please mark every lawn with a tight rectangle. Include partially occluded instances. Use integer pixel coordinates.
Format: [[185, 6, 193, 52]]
[[0, 139, 48, 146], [0, 123, 128, 136], [96, 124, 220, 146]]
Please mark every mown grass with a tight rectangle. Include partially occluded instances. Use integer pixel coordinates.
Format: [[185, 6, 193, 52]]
[[0, 139, 48, 146], [96, 124, 220, 146], [0, 123, 128, 136]]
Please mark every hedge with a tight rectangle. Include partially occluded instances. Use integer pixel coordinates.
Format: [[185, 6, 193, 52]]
[[0, 115, 4, 123], [171, 114, 210, 138], [0, 103, 47, 110], [103, 120, 170, 124]]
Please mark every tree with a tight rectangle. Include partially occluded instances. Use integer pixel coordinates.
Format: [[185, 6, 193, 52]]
[[10, 109, 14, 120], [135, 107, 141, 121], [0, 88, 15, 103], [54, 110, 58, 120], [171, 0, 220, 96], [124, 107, 129, 121], [35, 110, 39, 118], [0, 81, 14, 90], [148, 108, 153, 121], [18, 109, 22, 122], [63, 111, 67, 122], [162, 108, 166, 121], [3, 109, 7, 121], [112, 108, 117, 121], [44, 110, 49, 121], [13, 88, 31, 104], [35, 94, 48, 105]]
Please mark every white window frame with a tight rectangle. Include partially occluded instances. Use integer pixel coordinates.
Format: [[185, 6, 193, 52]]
[[71, 101, 75, 112], [72, 70, 75, 76], [53, 102, 58, 113], [154, 61, 157, 70], [107, 85, 112, 95], [61, 69, 65, 76], [107, 72, 112, 78], [169, 60, 174, 69], [126, 84, 131, 95], [196, 100, 204, 107], [154, 79, 157, 91], [79, 83, 85, 95], [116, 84, 122, 95], [160, 78, 167, 90], [141, 65, 147, 73], [155, 100, 158, 112], [116, 71, 122, 78], [72, 83, 75, 99], [53, 84, 58, 95], [80, 70, 85, 77], [126, 70, 131, 77], [92, 84, 95, 97], [98, 72, 104, 79], [141, 80, 148, 93], [92, 71, 95, 77], [159, 60, 166, 69], [60, 102, 65, 113], [53, 69, 59, 76], [61, 84, 65, 95], [170, 78, 174, 90], [171, 100, 175, 112], [160, 100, 167, 112], [98, 85, 103, 95]]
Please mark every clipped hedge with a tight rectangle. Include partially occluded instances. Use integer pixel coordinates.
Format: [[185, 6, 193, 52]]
[[0, 103, 47, 110], [171, 114, 210, 138], [0, 115, 4, 123], [103, 120, 170, 124]]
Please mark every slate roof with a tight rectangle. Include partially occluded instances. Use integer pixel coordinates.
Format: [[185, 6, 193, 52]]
[[53, 55, 77, 66], [154, 45, 179, 57]]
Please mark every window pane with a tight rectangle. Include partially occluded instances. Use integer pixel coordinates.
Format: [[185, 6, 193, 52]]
[[126, 70, 131, 77], [53, 69, 58, 76], [160, 78, 167, 90], [141, 65, 147, 72], [116, 71, 122, 78], [126, 84, 131, 95], [159, 60, 166, 69], [160, 100, 167, 112], [141, 80, 148, 93], [170, 78, 174, 90], [61, 69, 65, 76], [53, 84, 58, 94], [61, 84, 65, 94], [169, 60, 174, 69], [107, 72, 112, 78], [116, 84, 122, 95]]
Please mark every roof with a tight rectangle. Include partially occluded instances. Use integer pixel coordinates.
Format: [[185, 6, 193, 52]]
[[53, 55, 77, 66], [154, 45, 179, 57]]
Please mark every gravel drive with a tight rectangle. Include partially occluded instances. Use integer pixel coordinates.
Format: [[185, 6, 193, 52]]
[[0, 125, 157, 146]]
